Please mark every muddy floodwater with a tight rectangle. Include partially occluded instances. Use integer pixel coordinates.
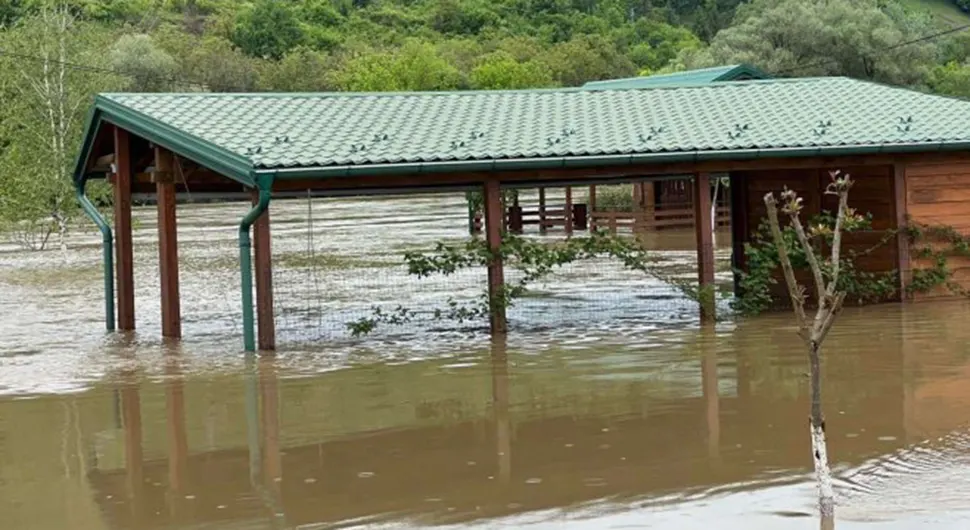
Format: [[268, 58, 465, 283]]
[[3, 193, 970, 529]]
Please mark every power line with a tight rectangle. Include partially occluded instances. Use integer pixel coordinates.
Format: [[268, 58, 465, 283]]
[[0, 48, 212, 90], [886, 23, 970, 50], [777, 23, 970, 76]]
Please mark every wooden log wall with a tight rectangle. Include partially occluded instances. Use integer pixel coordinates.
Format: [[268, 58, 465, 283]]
[[905, 161, 970, 300], [735, 165, 898, 305]]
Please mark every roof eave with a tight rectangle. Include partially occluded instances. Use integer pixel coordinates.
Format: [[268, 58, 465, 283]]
[[73, 95, 256, 187], [265, 142, 970, 181]]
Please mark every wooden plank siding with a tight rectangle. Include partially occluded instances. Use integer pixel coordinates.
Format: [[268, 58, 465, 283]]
[[735, 165, 899, 305], [905, 161, 970, 300]]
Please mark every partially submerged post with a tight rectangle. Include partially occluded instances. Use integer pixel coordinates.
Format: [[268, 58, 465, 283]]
[[694, 173, 715, 321], [153, 147, 181, 339], [113, 127, 135, 331], [252, 192, 276, 352], [763, 170, 855, 524], [483, 180, 507, 334]]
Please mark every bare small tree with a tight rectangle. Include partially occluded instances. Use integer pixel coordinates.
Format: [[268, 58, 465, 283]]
[[0, 3, 120, 252], [763, 170, 856, 526]]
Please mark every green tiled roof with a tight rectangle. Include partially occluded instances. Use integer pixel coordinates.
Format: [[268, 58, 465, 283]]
[[76, 77, 970, 187], [582, 64, 770, 90]]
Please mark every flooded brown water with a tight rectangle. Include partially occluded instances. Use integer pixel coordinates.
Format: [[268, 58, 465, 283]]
[[3, 193, 970, 529]]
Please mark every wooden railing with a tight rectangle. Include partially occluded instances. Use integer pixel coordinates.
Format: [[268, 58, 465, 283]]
[[473, 203, 729, 235], [509, 204, 586, 233], [590, 205, 730, 234]]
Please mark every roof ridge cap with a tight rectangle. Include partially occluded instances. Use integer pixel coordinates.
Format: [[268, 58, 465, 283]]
[[101, 76, 843, 100]]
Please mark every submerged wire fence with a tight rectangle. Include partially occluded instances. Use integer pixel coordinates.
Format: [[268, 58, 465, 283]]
[[269, 193, 490, 345], [265, 189, 734, 348], [10, 189, 732, 349]]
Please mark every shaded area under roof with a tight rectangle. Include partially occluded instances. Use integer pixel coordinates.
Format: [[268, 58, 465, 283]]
[[582, 64, 771, 90], [75, 76, 970, 187]]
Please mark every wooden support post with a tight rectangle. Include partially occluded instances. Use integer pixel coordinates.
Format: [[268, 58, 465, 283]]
[[538, 187, 547, 234], [694, 173, 715, 321], [893, 163, 911, 300], [729, 172, 749, 295], [564, 186, 573, 235], [588, 185, 597, 231], [508, 205, 524, 234], [643, 182, 656, 228], [154, 147, 181, 339], [114, 127, 135, 331], [483, 180, 507, 334], [252, 192, 276, 351]]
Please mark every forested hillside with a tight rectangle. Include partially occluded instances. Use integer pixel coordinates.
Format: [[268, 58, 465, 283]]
[[3, 0, 970, 247]]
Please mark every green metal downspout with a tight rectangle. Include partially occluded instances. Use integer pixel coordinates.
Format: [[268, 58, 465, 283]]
[[76, 179, 115, 331], [239, 174, 273, 352]]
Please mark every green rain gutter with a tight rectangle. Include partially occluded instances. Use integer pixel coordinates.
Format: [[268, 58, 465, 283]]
[[265, 141, 970, 180], [75, 179, 115, 331], [239, 173, 274, 352]]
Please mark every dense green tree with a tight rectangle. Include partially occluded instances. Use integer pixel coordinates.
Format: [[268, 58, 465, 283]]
[[685, 0, 937, 86], [492, 35, 546, 62], [259, 46, 335, 91], [541, 34, 637, 86], [181, 36, 259, 91], [231, 0, 304, 60], [939, 30, 970, 65], [428, 0, 499, 35], [617, 17, 701, 71], [469, 51, 553, 89], [110, 33, 178, 91], [0, 0, 28, 26], [928, 60, 970, 98], [333, 39, 462, 91]]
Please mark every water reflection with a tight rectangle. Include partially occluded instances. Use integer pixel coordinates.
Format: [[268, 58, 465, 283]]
[[5, 302, 970, 528], [491, 336, 512, 486], [164, 343, 188, 521], [701, 324, 720, 467]]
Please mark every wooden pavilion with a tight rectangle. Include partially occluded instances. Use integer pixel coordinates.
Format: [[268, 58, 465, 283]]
[[73, 76, 970, 351]]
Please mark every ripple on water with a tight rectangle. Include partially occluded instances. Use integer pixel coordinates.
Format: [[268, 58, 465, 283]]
[[836, 428, 970, 521]]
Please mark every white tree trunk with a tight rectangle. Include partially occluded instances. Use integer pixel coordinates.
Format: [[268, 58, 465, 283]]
[[56, 212, 68, 258], [811, 422, 835, 517]]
